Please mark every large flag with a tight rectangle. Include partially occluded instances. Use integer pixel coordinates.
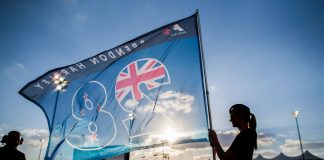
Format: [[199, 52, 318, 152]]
[[19, 12, 210, 160]]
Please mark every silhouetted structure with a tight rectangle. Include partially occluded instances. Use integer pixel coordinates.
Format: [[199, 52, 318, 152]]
[[254, 154, 269, 160], [254, 151, 323, 160]]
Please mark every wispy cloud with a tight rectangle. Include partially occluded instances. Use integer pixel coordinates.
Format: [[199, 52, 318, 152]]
[[0, 124, 21, 137], [127, 91, 194, 114], [3, 61, 27, 78], [258, 132, 276, 147], [209, 85, 219, 95], [158, 91, 194, 113]]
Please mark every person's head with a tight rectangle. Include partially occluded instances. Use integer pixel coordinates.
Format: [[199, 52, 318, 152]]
[[229, 104, 257, 130], [1, 131, 23, 148], [229, 104, 257, 149]]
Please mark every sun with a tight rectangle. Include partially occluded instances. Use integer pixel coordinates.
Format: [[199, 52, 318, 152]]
[[161, 127, 179, 143]]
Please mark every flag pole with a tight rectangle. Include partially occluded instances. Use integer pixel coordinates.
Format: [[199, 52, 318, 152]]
[[195, 9, 213, 133], [124, 152, 130, 160], [124, 122, 131, 160], [195, 9, 216, 160]]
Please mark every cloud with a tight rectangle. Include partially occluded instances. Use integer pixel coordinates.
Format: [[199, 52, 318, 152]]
[[0, 124, 11, 133], [125, 99, 139, 108], [280, 139, 303, 155], [171, 142, 210, 151], [193, 154, 213, 160], [4, 62, 27, 78], [158, 91, 194, 113], [275, 133, 287, 138], [303, 141, 324, 149], [209, 85, 219, 95], [258, 137, 276, 147], [135, 91, 194, 114], [0, 124, 23, 137], [217, 129, 240, 135], [20, 129, 49, 148], [258, 132, 276, 147], [254, 149, 278, 159], [280, 139, 324, 156], [131, 142, 213, 160]]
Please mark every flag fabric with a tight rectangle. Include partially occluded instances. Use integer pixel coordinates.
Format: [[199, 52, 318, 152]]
[[19, 12, 209, 160]]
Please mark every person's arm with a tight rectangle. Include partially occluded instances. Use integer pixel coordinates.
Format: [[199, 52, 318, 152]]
[[209, 129, 235, 160]]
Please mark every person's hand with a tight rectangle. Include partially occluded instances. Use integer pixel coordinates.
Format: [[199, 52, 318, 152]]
[[208, 129, 218, 147]]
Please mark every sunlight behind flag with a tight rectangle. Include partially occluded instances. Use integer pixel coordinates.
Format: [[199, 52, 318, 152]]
[[162, 126, 178, 143]]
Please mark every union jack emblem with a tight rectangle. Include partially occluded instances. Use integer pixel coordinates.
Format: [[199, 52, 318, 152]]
[[115, 58, 170, 103]]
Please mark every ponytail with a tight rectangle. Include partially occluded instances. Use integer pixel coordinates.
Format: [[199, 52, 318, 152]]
[[249, 113, 257, 149], [249, 113, 257, 130]]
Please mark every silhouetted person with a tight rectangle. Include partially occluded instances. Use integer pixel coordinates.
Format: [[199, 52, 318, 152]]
[[209, 104, 257, 160], [0, 131, 26, 160]]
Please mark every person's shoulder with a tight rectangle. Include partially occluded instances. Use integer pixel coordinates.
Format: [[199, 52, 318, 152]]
[[16, 150, 26, 159], [0, 146, 6, 153], [16, 149, 25, 155], [9, 149, 26, 160]]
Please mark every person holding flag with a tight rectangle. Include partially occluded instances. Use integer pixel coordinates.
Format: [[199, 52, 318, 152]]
[[209, 104, 257, 160]]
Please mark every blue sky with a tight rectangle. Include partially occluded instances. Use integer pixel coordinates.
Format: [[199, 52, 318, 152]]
[[1, 0, 324, 159]]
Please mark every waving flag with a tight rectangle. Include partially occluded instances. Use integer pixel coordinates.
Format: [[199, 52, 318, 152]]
[[19, 11, 210, 160]]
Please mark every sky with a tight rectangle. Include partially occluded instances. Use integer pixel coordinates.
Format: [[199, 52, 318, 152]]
[[1, 0, 324, 159]]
